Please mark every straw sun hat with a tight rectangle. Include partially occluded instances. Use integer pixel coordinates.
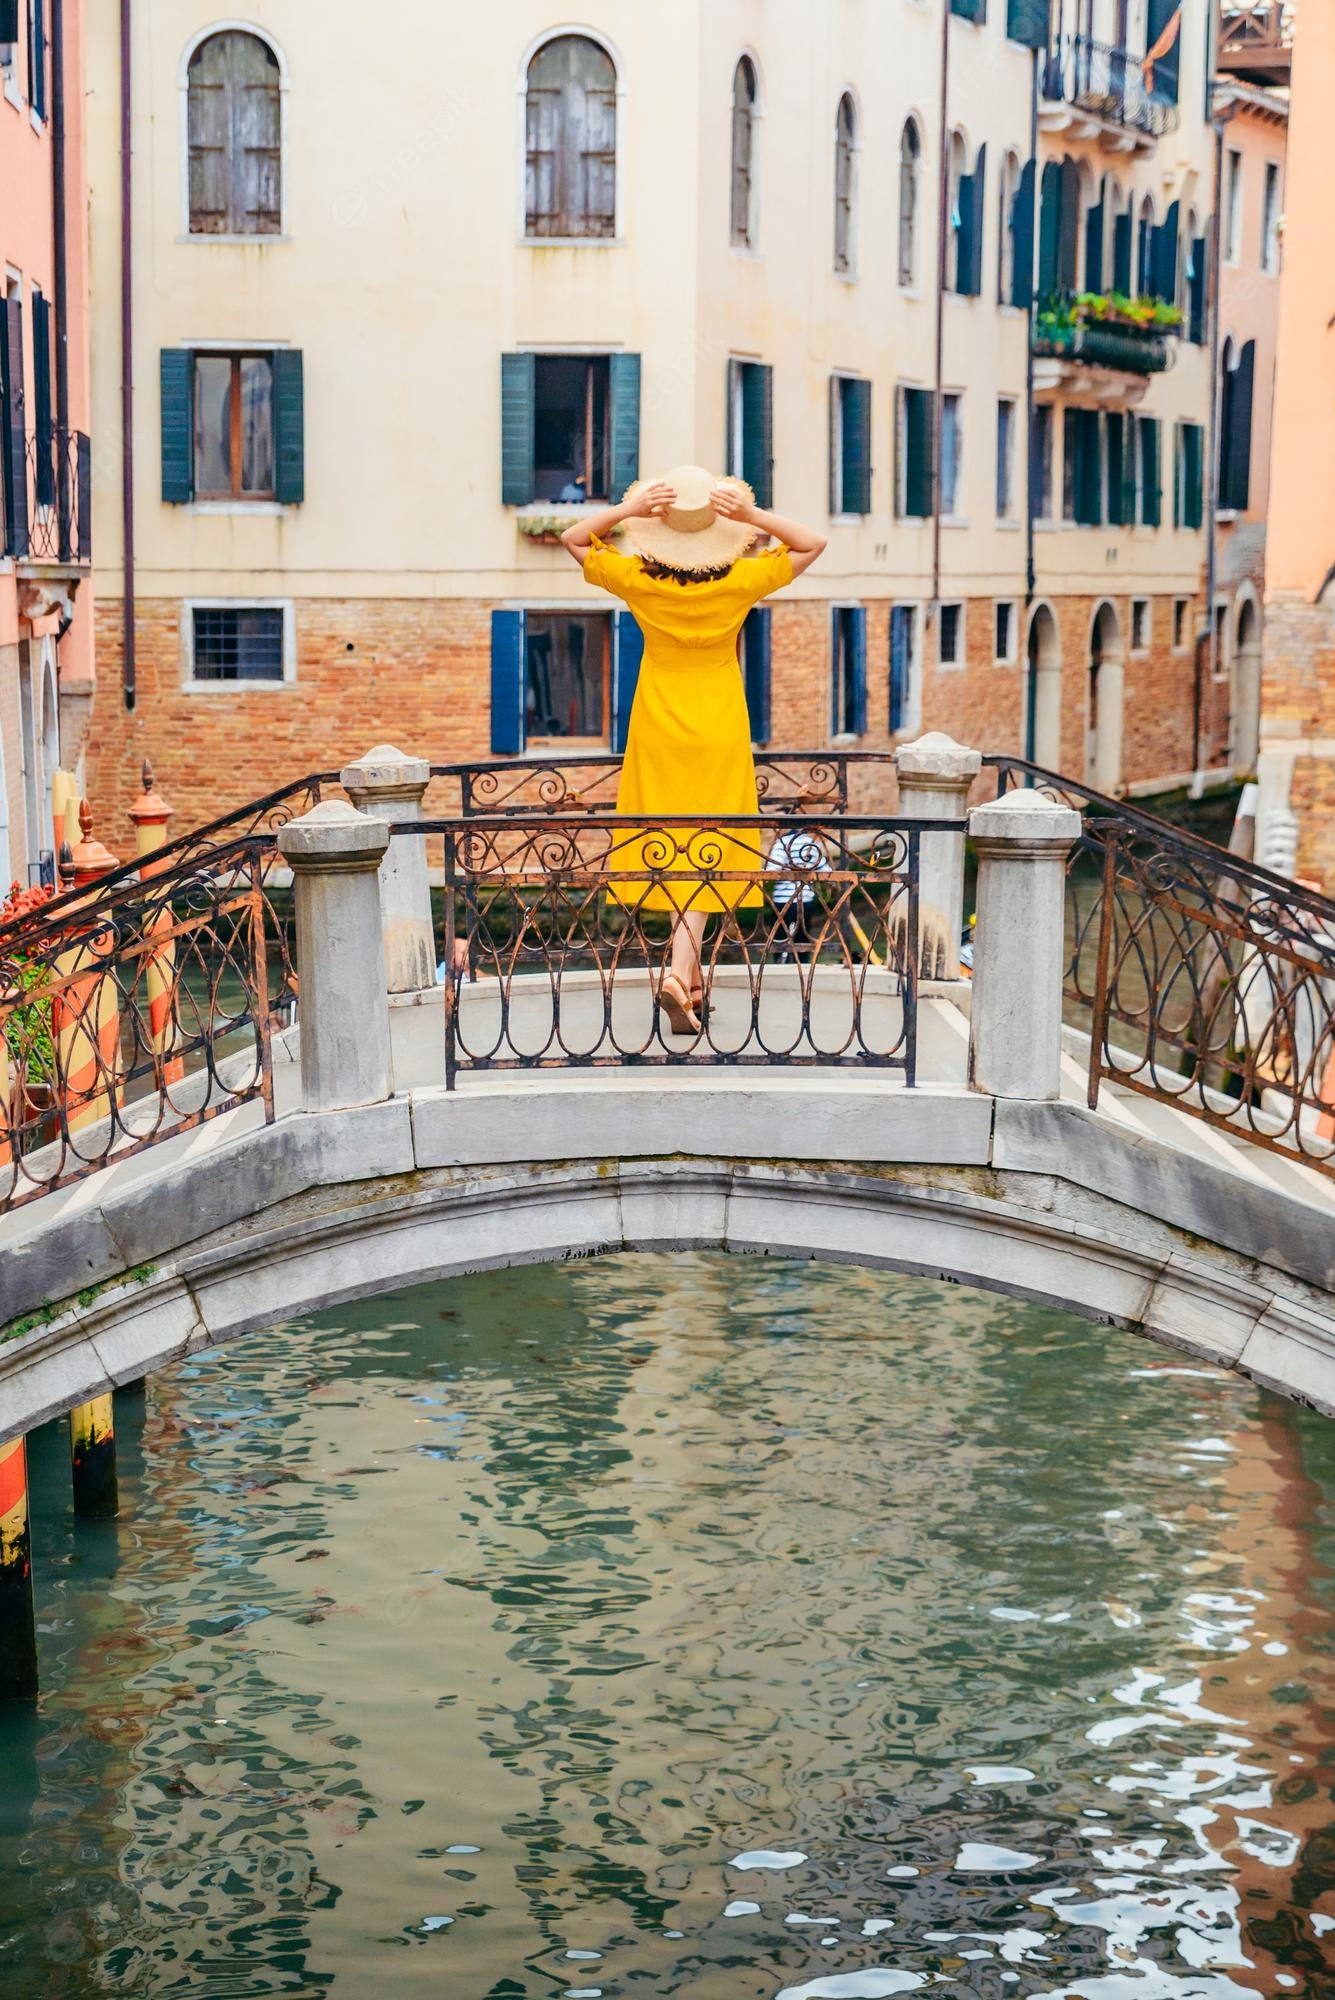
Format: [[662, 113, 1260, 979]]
[[621, 465, 760, 573]]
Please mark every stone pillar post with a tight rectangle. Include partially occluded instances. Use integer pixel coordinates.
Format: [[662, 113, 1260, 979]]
[[893, 732, 982, 977], [0, 1436, 38, 1698], [69, 1396, 119, 1517], [967, 788, 1082, 1102], [340, 744, 435, 993], [277, 801, 394, 1112]]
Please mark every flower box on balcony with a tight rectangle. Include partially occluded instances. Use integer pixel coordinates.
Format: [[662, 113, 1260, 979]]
[[516, 507, 626, 546], [1035, 291, 1179, 377]]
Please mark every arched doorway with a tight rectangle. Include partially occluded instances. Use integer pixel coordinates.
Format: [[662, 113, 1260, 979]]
[[1086, 601, 1124, 794], [1232, 591, 1262, 776], [1025, 602, 1062, 767]]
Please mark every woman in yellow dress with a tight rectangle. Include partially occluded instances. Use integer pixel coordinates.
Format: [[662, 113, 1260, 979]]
[[561, 466, 826, 1033]]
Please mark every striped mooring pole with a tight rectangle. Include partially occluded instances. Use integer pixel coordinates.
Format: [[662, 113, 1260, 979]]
[[0, 1438, 38, 1699], [69, 1396, 119, 1518]]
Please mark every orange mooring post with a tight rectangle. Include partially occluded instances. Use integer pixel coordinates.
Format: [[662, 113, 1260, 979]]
[[128, 760, 183, 1085], [53, 803, 124, 1133], [0, 1438, 38, 1698], [50, 768, 79, 860]]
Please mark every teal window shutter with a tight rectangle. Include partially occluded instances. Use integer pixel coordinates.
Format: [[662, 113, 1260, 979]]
[[0, 2, 18, 42], [500, 353, 536, 505], [272, 348, 304, 505], [31, 291, 53, 506], [1154, 199, 1180, 303], [950, 0, 986, 20], [1, 297, 27, 556], [160, 348, 194, 504], [1074, 409, 1103, 525], [1058, 157, 1080, 292], [742, 605, 772, 744], [1006, 0, 1049, 47], [490, 609, 527, 755], [745, 361, 773, 508], [954, 169, 974, 293], [848, 377, 872, 514], [611, 606, 643, 752], [851, 606, 868, 736], [1084, 199, 1104, 293], [1184, 422, 1203, 530], [1112, 208, 1133, 294], [828, 377, 840, 514], [1141, 417, 1161, 526], [1011, 158, 1036, 308], [1188, 231, 1207, 343], [1037, 161, 1061, 297], [1223, 339, 1255, 511], [608, 352, 641, 501], [965, 145, 986, 296], [1105, 412, 1125, 527], [903, 387, 933, 519]]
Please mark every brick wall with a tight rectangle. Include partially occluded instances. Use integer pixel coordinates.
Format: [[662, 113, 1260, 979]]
[[86, 589, 1229, 849]]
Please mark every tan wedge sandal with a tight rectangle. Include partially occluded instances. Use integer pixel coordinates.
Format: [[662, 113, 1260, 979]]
[[658, 973, 702, 1036]]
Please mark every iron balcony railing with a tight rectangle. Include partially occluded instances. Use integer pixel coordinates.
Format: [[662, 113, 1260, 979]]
[[1042, 32, 1180, 140], [12, 428, 93, 566], [1032, 319, 1173, 376]]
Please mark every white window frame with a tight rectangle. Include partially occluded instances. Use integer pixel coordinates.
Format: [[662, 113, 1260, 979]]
[[516, 24, 627, 247], [1130, 595, 1151, 655], [937, 599, 965, 672], [178, 21, 291, 243], [994, 599, 1018, 667], [183, 597, 296, 690]]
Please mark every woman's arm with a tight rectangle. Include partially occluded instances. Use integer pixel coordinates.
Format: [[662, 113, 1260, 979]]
[[712, 489, 828, 579], [558, 481, 676, 566]]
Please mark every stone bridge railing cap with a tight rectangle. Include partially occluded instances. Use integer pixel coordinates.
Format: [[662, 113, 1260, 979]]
[[340, 744, 431, 792], [277, 796, 390, 861], [968, 787, 1082, 844], [894, 731, 983, 783]]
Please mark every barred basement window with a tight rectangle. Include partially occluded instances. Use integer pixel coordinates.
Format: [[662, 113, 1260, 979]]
[[190, 605, 287, 683]]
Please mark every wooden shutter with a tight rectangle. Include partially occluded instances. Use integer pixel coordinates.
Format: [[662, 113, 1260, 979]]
[[1188, 232, 1207, 343], [1, 297, 27, 557], [272, 348, 304, 505], [0, 2, 19, 43], [890, 607, 912, 732], [611, 607, 643, 752], [1225, 339, 1255, 512], [905, 388, 933, 519], [608, 352, 640, 501], [742, 361, 774, 509], [1084, 199, 1104, 294], [1037, 161, 1061, 296], [1012, 159, 1036, 308], [159, 348, 194, 504], [1112, 208, 1133, 295], [1154, 199, 1180, 303], [1058, 157, 1080, 292], [31, 291, 53, 507], [188, 36, 231, 233], [965, 144, 987, 297], [1006, 0, 1050, 47], [850, 607, 868, 736], [236, 36, 282, 236], [500, 353, 536, 505], [526, 36, 616, 239], [1075, 409, 1103, 525], [1140, 417, 1161, 526], [742, 605, 772, 745], [1185, 423, 1203, 529], [1145, 0, 1180, 106], [1105, 412, 1125, 527], [490, 610, 527, 755], [846, 377, 872, 514]]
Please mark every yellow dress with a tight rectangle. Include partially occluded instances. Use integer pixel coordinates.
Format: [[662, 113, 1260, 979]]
[[583, 535, 795, 913]]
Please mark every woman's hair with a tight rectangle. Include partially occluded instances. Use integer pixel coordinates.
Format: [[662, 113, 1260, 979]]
[[638, 557, 736, 585]]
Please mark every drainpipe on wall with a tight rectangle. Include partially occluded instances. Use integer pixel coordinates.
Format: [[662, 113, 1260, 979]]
[[120, 0, 136, 712], [1024, 45, 1038, 609], [931, 0, 952, 633], [50, 0, 69, 561]]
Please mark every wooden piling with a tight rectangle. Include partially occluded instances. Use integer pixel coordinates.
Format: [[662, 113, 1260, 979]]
[[69, 1395, 119, 1518]]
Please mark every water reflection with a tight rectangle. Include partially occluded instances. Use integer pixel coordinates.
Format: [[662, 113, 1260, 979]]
[[0, 1254, 1331, 1997]]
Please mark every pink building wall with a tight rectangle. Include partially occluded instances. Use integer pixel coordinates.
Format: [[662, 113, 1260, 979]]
[[0, 0, 93, 891]]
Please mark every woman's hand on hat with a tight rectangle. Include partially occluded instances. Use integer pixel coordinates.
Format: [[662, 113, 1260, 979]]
[[626, 480, 677, 520], [710, 483, 756, 524]]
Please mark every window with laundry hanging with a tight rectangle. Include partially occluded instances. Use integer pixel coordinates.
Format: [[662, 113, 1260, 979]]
[[187, 31, 282, 236], [525, 34, 617, 239]]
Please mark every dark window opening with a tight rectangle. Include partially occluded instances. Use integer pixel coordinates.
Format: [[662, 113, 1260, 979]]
[[995, 600, 1015, 662], [831, 605, 865, 736], [533, 356, 611, 502], [939, 602, 962, 667], [192, 605, 285, 682], [525, 611, 609, 739]]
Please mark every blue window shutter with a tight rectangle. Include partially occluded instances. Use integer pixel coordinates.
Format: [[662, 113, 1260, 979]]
[[1141, 417, 1161, 527], [490, 609, 527, 755], [500, 352, 535, 505], [1188, 231, 1207, 343], [890, 606, 912, 732], [829, 377, 841, 513], [851, 607, 868, 736], [1224, 339, 1255, 511], [743, 361, 773, 509], [847, 377, 873, 514], [1113, 208, 1133, 295], [1154, 199, 1179, 303], [1012, 159, 1036, 309], [1006, 0, 1050, 47], [31, 291, 53, 507], [272, 348, 304, 505], [1, 298, 27, 557], [1037, 161, 1061, 296], [1084, 200, 1104, 293], [830, 607, 841, 733], [742, 605, 772, 744], [608, 352, 641, 501], [611, 607, 643, 752], [160, 348, 194, 504]]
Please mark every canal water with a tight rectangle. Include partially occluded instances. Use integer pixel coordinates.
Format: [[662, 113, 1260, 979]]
[[1, 1254, 1331, 1999]]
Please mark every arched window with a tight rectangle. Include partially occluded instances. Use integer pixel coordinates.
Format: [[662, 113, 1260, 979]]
[[1136, 194, 1156, 296], [946, 129, 968, 293], [834, 93, 858, 275], [525, 34, 617, 239], [997, 149, 1021, 303], [187, 30, 282, 236], [898, 120, 921, 288], [731, 57, 757, 248]]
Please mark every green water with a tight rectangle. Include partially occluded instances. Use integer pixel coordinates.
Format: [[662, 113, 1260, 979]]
[[1, 1254, 1332, 1999]]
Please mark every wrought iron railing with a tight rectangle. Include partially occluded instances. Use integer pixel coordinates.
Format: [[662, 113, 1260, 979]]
[[1042, 32, 1180, 138], [19, 429, 92, 565], [1033, 319, 1173, 376], [0, 834, 287, 1212], [434, 752, 858, 818], [987, 756, 1335, 1174], [425, 812, 922, 1086]]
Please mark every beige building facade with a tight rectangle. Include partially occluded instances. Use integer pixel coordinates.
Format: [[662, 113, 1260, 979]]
[[84, 1, 1227, 836]]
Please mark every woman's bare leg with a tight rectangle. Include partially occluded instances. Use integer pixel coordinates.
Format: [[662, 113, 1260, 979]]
[[669, 909, 707, 994]]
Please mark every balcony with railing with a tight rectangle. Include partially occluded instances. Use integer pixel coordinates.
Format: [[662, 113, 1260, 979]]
[[2, 428, 92, 570], [1041, 34, 1180, 150], [1032, 293, 1180, 400]]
